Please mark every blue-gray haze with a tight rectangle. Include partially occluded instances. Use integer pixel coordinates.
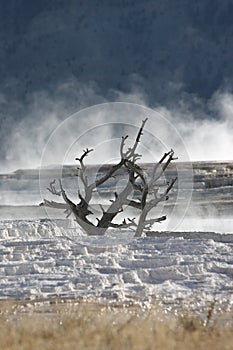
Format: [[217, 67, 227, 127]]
[[0, 0, 232, 166]]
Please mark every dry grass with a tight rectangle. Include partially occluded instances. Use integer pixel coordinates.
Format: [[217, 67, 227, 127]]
[[0, 299, 233, 350]]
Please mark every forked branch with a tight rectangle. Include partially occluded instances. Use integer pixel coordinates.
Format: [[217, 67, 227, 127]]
[[47, 180, 61, 196]]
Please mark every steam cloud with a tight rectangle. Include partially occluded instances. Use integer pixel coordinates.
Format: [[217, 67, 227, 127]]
[[1, 79, 232, 173]]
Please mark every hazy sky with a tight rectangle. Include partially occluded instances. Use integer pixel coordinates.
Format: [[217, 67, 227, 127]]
[[0, 0, 233, 170]]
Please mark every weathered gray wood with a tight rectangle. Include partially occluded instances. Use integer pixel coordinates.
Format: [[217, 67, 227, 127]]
[[41, 119, 177, 236]]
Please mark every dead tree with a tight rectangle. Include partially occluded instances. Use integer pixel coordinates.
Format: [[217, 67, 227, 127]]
[[40, 119, 177, 237]]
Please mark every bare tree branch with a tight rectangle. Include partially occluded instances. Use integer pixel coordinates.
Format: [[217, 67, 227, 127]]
[[39, 199, 68, 209], [96, 168, 135, 229], [134, 176, 177, 237], [47, 180, 61, 196], [120, 135, 128, 158], [150, 149, 177, 186], [41, 118, 178, 237], [123, 118, 148, 159], [108, 217, 138, 230], [124, 198, 141, 209], [75, 148, 94, 164], [76, 148, 93, 191], [144, 215, 167, 230], [126, 118, 148, 158]]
